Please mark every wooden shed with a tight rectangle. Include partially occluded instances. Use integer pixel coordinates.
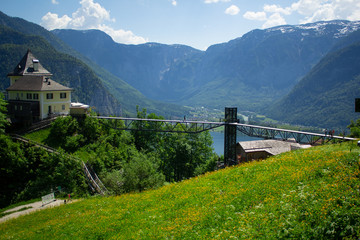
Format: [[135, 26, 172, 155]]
[[69, 102, 89, 117], [236, 139, 311, 163]]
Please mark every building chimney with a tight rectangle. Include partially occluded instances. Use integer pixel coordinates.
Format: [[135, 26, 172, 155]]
[[33, 59, 39, 71]]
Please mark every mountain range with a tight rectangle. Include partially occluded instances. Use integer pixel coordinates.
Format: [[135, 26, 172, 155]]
[[0, 11, 187, 117], [53, 20, 360, 113], [1, 10, 360, 128], [266, 30, 360, 128]]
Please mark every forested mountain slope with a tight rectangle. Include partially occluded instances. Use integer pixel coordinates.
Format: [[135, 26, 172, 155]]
[[0, 25, 121, 115], [52, 29, 202, 101], [0, 11, 187, 117], [266, 31, 360, 129]]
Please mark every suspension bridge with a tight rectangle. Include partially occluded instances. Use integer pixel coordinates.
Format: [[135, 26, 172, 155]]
[[93, 107, 355, 166]]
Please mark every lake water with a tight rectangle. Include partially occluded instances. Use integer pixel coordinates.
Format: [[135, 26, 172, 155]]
[[210, 131, 262, 155]]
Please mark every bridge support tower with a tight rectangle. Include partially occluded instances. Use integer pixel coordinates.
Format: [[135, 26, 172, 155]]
[[224, 107, 238, 166]]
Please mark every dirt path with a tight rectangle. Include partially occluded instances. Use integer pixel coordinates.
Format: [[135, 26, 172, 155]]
[[0, 199, 76, 223]]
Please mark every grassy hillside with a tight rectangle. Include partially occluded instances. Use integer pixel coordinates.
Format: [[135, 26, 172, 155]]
[[1, 142, 360, 239]]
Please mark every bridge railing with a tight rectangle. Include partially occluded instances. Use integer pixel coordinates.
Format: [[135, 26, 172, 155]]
[[93, 116, 225, 133], [232, 123, 355, 144], [93, 116, 356, 144]]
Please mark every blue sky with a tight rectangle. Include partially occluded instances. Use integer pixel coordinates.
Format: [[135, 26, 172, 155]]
[[2, 0, 360, 50]]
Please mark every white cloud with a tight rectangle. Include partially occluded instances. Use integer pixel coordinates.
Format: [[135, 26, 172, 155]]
[[99, 25, 147, 45], [262, 13, 287, 28], [292, 0, 360, 23], [41, 12, 72, 29], [51, 0, 59, 4], [243, 5, 288, 29], [243, 11, 267, 21], [225, 5, 240, 15], [243, 4, 290, 27], [348, 7, 360, 21], [243, 0, 360, 30], [290, 0, 323, 16], [204, 0, 230, 3], [263, 4, 291, 15], [298, 4, 335, 23], [41, 0, 112, 29], [172, 0, 177, 6], [70, 0, 113, 29], [41, 0, 146, 45]]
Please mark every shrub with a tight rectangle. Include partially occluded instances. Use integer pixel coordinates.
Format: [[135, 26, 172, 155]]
[[123, 152, 165, 193]]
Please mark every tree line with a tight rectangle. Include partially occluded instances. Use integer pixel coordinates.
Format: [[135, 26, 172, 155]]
[[0, 96, 218, 207]]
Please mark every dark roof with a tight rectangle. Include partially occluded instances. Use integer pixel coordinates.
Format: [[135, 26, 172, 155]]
[[7, 49, 52, 77], [6, 75, 72, 92]]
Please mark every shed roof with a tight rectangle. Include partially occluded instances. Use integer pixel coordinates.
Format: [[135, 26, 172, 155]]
[[71, 102, 89, 109], [7, 49, 52, 77], [238, 139, 308, 156], [6, 75, 72, 92]]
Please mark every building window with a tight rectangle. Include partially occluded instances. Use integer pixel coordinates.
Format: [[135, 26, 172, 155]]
[[27, 93, 32, 99], [33, 93, 39, 99], [62, 105, 65, 110], [46, 93, 53, 99], [60, 93, 67, 99]]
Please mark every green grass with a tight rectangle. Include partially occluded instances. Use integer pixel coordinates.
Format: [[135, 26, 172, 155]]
[[24, 128, 50, 144], [1, 142, 360, 239]]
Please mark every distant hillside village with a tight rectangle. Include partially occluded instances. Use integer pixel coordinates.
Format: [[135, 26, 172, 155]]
[[5, 50, 89, 125]]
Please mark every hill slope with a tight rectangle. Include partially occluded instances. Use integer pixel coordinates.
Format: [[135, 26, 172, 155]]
[[0, 11, 187, 117], [266, 31, 360, 129], [1, 142, 359, 239], [0, 25, 120, 115], [52, 29, 202, 101]]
